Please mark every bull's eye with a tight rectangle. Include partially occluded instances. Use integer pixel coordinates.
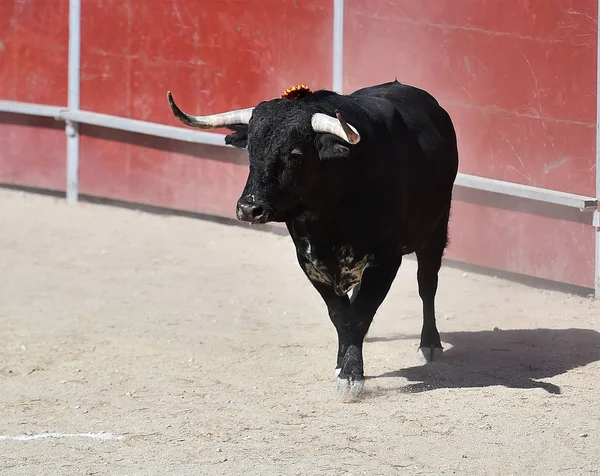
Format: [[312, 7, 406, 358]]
[[291, 147, 303, 156]]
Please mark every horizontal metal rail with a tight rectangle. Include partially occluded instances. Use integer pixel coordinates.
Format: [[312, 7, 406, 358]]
[[0, 100, 227, 147], [0, 100, 64, 118], [454, 173, 598, 211], [1, 99, 598, 211], [63, 109, 229, 147]]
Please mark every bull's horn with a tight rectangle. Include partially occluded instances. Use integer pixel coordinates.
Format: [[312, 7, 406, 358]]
[[167, 91, 254, 129], [311, 112, 360, 144]]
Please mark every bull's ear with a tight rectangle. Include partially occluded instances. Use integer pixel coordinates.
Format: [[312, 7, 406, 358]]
[[225, 125, 249, 149], [315, 134, 350, 160]]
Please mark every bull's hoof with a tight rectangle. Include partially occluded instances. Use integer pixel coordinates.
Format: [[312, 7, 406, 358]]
[[334, 368, 365, 399], [418, 346, 443, 363]]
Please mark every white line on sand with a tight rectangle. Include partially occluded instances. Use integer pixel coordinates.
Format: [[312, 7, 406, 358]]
[[0, 432, 123, 441]]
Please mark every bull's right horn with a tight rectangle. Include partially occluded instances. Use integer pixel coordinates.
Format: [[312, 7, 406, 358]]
[[311, 111, 360, 144], [167, 91, 254, 129]]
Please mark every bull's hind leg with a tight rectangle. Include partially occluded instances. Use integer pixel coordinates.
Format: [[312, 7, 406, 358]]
[[315, 258, 401, 397], [415, 210, 450, 363]]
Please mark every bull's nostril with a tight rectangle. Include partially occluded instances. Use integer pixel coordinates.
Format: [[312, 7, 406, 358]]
[[236, 200, 267, 223], [252, 205, 264, 219]]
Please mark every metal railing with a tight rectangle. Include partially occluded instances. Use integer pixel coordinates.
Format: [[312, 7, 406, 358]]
[[0, 0, 598, 296]]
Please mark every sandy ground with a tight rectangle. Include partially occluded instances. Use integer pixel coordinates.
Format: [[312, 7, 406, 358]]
[[1, 188, 600, 476]]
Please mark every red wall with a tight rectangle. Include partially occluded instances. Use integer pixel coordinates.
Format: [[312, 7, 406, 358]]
[[0, 0, 597, 288], [0, 0, 69, 190], [345, 0, 597, 287], [78, 0, 333, 216]]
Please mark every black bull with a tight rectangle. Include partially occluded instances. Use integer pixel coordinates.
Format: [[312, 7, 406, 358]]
[[168, 80, 459, 397]]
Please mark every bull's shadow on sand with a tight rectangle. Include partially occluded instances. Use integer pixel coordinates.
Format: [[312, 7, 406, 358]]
[[366, 328, 600, 395]]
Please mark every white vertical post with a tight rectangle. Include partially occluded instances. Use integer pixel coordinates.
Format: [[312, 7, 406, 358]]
[[595, 0, 600, 298], [66, 0, 81, 202], [594, 210, 600, 298], [333, 0, 344, 93]]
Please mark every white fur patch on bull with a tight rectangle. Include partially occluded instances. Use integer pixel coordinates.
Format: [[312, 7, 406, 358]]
[[300, 243, 373, 294], [335, 375, 365, 399], [418, 346, 444, 364], [303, 260, 332, 285], [335, 245, 372, 296]]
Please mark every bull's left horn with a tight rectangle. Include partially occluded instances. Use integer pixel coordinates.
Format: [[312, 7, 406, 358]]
[[311, 112, 360, 144], [167, 91, 254, 129]]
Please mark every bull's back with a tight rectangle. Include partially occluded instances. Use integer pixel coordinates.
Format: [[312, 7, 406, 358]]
[[352, 80, 458, 167], [351, 80, 447, 124], [349, 81, 459, 246], [351, 80, 458, 183]]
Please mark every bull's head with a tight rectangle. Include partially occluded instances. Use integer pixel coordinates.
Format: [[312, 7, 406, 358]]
[[167, 91, 360, 224]]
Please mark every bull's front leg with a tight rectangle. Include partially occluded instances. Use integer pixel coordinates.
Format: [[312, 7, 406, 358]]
[[308, 258, 401, 398], [309, 283, 365, 396]]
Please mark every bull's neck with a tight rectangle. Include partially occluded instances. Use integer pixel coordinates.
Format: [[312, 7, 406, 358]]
[[303, 166, 347, 214]]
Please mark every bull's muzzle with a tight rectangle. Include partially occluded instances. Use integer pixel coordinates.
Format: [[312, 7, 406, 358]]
[[236, 197, 268, 224]]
